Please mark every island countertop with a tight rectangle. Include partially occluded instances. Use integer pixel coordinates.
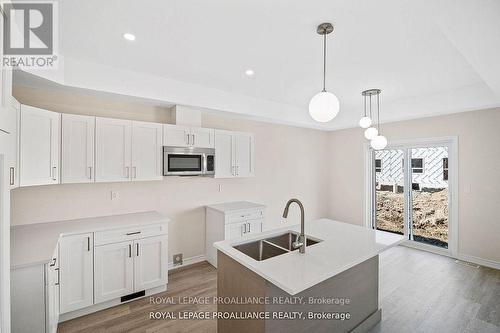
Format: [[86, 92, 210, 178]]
[[214, 218, 404, 295], [11, 211, 169, 269]]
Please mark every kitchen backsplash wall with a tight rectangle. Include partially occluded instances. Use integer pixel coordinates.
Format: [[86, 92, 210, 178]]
[[11, 85, 330, 261]]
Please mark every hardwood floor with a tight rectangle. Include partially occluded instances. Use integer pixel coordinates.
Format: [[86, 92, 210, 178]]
[[58, 246, 500, 333]]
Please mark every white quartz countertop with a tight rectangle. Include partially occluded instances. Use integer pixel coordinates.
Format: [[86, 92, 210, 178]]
[[206, 201, 265, 213], [214, 218, 404, 295], [11, 211, 169, 269]]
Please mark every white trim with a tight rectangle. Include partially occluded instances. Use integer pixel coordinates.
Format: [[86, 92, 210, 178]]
[[168, 254, 206, 270], [364, 136, 459, 257], [455, 253, 500, 271], [59, 285, 167, 322]]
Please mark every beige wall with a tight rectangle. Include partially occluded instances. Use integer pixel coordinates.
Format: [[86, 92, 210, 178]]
[[327, 108, 500, 263], [11, 86, 330, 262], [11, 85, 500, 266]]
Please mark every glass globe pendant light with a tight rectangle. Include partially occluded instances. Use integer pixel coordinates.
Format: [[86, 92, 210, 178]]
[[309, 23, 340, 123], [359, 92, 372, 128], [362, 90, 379, 139], [368, 89, 388, 150]]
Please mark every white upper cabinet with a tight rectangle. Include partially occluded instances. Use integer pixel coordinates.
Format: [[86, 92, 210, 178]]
[[215, 130, 233, 178], [19, 105, 61, 186], [6, 99, 20, 189], [61, 114, 95, 184], [163, 124, 214, 148], [133, 235, 168, 291], [0, 68, 14, 133], [95, 117, 132, 182], [163, 124, 190, 147], [59, 233, 94, 314], [190, 127, 214, 148], [233, 133, 254, 177], [215, 130, 254, 178], [131, 121, 163, 181]]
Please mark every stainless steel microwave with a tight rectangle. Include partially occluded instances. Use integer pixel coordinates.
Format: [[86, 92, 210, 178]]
[[163, 147, 215, 176]]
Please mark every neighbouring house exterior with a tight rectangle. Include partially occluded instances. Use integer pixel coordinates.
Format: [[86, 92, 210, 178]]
[[375, 147, 448, 190]]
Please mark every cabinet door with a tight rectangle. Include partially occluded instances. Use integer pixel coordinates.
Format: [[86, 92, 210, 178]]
[[131, 121, 162, 181], [59, 233, 93, 313], [0, 67, 13, 133], [94, 241, 134, 304], [19, 105, 61, 186], [191, 127, 214, 148], [233, 133, 254, 177], [162, 124, 189, 147], [61, 114, 95, 184], [214, 130, 234, 178], [6, 100, 19, 189], [225, 221, 246, 240], [246, 218, 263, 235], [46, 262, 59, 333], [133, 236, 168, 291], [95, 117, 132, 182]]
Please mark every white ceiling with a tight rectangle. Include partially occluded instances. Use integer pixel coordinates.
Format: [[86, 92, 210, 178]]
[[22, 0, 500, 130]]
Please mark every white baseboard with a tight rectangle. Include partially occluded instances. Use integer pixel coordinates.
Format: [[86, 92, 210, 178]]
[[456, 253, 500, 270], [168, 254, 206, 270], [400, 242, 500, 271]]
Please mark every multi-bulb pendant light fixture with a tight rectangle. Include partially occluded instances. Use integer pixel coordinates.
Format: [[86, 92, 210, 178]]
[[308, 23, 340, 123], [361, 89, 387, 150]]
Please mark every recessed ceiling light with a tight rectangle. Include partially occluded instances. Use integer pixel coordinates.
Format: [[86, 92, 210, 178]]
[[123, 33, 136, 41], [245, 69, 255, 77]]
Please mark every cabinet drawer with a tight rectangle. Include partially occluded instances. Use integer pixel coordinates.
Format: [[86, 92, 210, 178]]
[[226, 209, 264, 224], [94, 224, 168, 246]]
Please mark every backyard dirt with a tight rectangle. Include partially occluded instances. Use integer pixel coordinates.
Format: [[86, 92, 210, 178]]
[[376, 188, 448, 244]]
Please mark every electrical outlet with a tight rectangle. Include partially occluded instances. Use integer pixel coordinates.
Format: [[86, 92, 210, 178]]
[[111, 191, 120, 201], [173, 253, 183, 266]]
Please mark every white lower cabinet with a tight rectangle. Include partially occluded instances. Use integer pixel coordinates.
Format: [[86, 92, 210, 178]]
[[95, 235, 168, 303], [134, 236, 168, 291], [205, 202, 265, 267], [94, 241, 134, 303], [59, 233, 94, 314]]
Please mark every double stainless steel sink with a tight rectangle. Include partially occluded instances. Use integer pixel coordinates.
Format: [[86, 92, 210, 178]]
[[233, 231, 322, 261]]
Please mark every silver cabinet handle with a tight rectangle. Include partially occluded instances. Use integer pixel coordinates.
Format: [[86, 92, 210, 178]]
[[88, 166, 92, 179], [52, 166, 57, 181], [185, 132, 190, 145], [49, 258, 56, 267], [125, 166, 130, 178], [136, 243, 139, 256], [9, 167, 14, 185], [241, 224, 246, 234], [192, 134, 195, 146], [87, 237, 91, 251], [128, 244, 132, 258], [126, 231, 141, 235], [133, 166, 137, 179], [55, 268, 60, 286], [248, 222, 251, 233]]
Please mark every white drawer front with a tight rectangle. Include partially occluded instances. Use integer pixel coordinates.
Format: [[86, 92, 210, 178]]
[[94, 224, 168, 246], [226, 209, 264, 224]]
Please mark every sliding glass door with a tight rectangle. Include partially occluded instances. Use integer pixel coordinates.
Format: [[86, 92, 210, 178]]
[[369, 139, 455, 253]]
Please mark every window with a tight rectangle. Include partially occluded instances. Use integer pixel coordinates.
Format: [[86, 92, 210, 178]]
[[375, 159, 382, 173], [443, 157, 448, 181], [411, 158, 424, 173]]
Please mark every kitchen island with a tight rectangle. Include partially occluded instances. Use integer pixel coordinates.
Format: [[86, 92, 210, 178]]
[[214, 218, 404, 333]]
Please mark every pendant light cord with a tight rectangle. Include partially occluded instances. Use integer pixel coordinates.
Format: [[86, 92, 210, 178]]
[[377, 93, 380, 130], [369, 95, 372, 119], [364, 95, 367, 117], [322, 32, 326, 92]]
